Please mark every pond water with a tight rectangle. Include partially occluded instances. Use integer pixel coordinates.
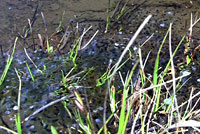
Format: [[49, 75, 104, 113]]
[[0, 0, 200, 133], [0, 0, 109, 52]]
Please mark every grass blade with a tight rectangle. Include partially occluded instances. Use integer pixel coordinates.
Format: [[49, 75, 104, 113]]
[[154, 27, 170, 111], [0, 37, 18, 86], [15, 68, 22, 134], [26, 62, 35, 82], [51, 126, 59, 134]]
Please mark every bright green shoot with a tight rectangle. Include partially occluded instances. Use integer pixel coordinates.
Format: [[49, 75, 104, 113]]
[[97, 58, 130, 87], [24, 48, 44, 74], [0, 37, 18, 86], [15, 114, 22, 134], [24, 28, 30, 38], [153, 27, 170, 112], [56, 11, 65, 33], [62, 101, 73, 119], [105, 15, 111, 33], [15, 68, 22, 134], [118, 62, 139, 134], [140, 69, 146, 87], [154, 35, 185, 112], [46, 39, 53, 54], [117, 7, 125, 20], [74, 110, 91, 134], [117, 2, 127, 21], [185, 37, 192, 65], [51, 126, 59, 134], [69, 37, 79, 68], [153, 27, 170, 86], [105, 0, 111, 33], [96, 69, 109, 87], [26, 62, 35, 82], [61, 70, 68, 88]]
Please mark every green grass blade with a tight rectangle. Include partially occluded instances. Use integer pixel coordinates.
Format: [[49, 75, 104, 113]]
[[69, 37, 79, 68], [96, 69, 109, 86], [0, 37, 18, 86], [74, 110, 91, 134], [153, 28, 170, 86], [105, 15, 110, 33], [26, 62, 35, 82], [118, 61, 139, 134], [51, 126, 59, 134], [161, 35, 185, 81], [97, 57, 130, 87], [56, 11, 65, 33], [154, 28, 170, 111], [155, 35, 186, 112], [15, 68, 22, 134], [15, 114, 22, 134], [97, 110, 117, 134]]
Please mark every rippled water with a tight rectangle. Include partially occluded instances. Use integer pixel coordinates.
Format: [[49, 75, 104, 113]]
[[1, 0, 200, 133]]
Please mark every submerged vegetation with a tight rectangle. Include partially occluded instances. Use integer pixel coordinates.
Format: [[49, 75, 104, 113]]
[[1, 1, 200, 134]]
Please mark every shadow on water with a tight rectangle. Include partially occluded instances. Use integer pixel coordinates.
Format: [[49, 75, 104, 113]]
[[0, 0, 200, 133]]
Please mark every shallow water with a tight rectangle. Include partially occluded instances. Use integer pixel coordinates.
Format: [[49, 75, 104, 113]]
[[0, 0, 200, 133], [0, 0, 109, 52]]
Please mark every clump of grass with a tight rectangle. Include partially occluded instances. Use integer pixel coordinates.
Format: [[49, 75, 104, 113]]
[[128, 14, 200, 133], [106, 0, 128, 32], [2, 7, 200, 134], [100, 15, 152, 134], [93, 13, 200, 134], [68, 25, 98, 68], [69, 35, 79, 68], [43, 13, 200, 134]]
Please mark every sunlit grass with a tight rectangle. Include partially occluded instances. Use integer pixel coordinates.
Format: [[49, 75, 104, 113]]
[[0, 37, 18, 86], [117, 61, 139, 134], [51, 126, 59, 134], [26, 62, 35, 82], [14, 68, 22, 134], [2, 7, 200, 134]]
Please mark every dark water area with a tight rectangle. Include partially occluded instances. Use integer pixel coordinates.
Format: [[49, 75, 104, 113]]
[[0, 0, 200, 133]]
